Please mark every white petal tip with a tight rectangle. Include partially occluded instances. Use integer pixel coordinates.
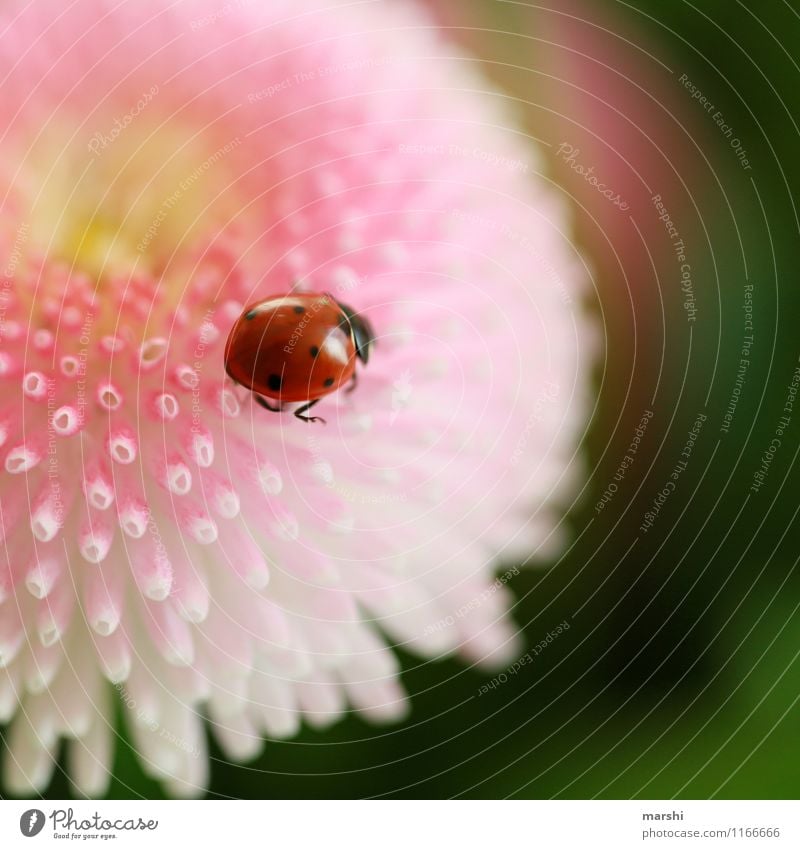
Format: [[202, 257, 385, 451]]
[[190, 519, 218, 545], [81, 542, 110, 564], [26, 675, 49, 695], [145, 581, 172, 602], [106, 667, 130, 685], [92, 618, 118, 637], [165, 777, 207, 799], [177, 602, 208, 624], [360, 699, 410, 725], [215, 493, 240, 519], [263, 714, 300, 740], [166, 466, 192, 495], [25, 578, 48, 600], [258, 469, 283, 495], [31, 516, 60, 542], [38, 628, 61, 648], [246, 569, 270, 590]]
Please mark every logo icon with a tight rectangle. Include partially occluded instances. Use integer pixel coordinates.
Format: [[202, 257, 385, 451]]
[[19, 810, 45, 837]]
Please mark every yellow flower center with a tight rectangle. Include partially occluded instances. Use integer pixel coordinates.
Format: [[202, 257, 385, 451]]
[[15, 115, 246, 283]]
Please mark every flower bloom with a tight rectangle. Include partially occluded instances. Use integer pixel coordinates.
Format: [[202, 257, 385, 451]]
[[0, 0, 590, 796]]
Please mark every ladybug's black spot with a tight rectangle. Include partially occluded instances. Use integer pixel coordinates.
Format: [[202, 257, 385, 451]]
[[267, 374, 282, 392], [293, 306, 306, 315], [310, 346, 319, 358], [245, 309, 257, 320], [323, 377, 335, 388]]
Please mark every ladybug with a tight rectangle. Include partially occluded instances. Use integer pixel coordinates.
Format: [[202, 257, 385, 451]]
[[224, 292, 375, 423]]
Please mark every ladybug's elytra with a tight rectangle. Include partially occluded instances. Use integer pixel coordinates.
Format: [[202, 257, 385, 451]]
[[224, 292, 375, 423]]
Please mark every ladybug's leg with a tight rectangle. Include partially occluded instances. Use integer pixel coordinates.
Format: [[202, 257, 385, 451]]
[[345, 372, 358, 394], [254, 395, 282, 413], [294, 399, 326, 424]]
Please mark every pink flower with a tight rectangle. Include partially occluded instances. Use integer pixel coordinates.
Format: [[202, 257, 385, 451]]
[[0, 0, 591, 796]]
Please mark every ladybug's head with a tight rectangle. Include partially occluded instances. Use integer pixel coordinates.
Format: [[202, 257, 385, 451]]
[[334, 299, 375, 365]]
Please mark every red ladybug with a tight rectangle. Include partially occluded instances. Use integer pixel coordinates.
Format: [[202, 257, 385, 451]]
[[224, 292, 374, 423]]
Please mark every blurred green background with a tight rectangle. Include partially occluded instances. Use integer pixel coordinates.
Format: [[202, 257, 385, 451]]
[[38, 0, 800, 798]]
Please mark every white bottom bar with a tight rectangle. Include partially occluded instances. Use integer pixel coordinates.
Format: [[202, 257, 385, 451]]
[[3, 800, 798, 848]]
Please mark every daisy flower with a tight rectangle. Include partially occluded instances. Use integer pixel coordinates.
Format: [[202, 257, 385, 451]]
[[0, 0, 590, 796]]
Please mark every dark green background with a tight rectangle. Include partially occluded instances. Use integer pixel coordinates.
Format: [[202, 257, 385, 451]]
[[16, 0, 800, 799]]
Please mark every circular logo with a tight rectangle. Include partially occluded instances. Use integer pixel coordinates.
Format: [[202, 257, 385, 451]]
[[19, 810, 45, 837]]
